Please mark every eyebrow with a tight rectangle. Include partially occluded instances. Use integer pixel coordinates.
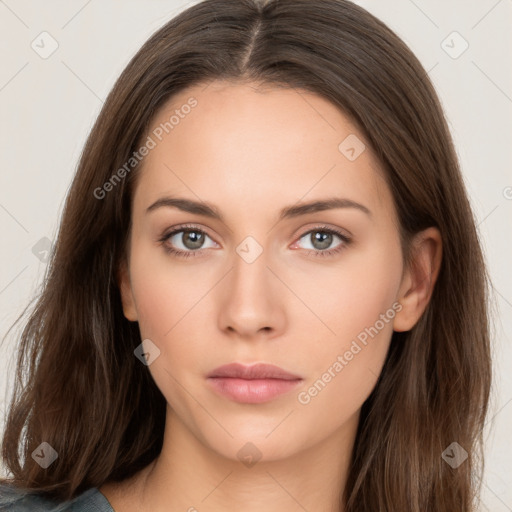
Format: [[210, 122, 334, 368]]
[[145, 196, 372, 221]]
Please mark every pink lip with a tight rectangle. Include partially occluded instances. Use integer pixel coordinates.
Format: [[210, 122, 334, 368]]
[[207, 363, 303, 404]]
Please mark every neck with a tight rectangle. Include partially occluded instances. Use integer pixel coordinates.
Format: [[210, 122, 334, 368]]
[[133, 405, 358, 512]]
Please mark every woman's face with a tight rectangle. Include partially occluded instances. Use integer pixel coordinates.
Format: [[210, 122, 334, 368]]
[[119, 80, 412, 462]]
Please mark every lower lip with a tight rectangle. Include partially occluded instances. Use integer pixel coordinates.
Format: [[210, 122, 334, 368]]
[[207, 377, 302, 404]]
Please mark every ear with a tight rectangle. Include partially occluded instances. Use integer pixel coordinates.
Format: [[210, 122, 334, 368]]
[[117, 257, 138, 322], [393, 227, 442, 332]]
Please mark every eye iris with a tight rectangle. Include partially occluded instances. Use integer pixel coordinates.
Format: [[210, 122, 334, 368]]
[[311, 231, 332, 250], [182, 230, 204, 250]]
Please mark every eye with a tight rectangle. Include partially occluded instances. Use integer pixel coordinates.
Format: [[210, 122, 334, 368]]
[[293, 226, 351, 257], [159, 224, 351, 259], [158, 224, 217, 258]]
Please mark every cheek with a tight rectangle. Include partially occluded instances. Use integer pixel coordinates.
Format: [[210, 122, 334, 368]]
[[128, 242, 211, 339], [295, 269, 400, 433], [130, 271, 172, 340], [128, 245, 214, 403], [127, 248, 204, 415], [294, 340, 388, 447], [291, 234, 401, 413], [294, 238, 402, 348]]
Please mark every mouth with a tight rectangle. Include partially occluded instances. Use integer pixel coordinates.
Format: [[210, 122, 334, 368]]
[[207, 363, 303, 404]]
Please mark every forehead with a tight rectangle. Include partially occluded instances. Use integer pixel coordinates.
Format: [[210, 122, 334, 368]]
[[133, 80, 394, 221]]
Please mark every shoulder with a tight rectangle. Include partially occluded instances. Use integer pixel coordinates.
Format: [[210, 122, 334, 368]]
[[0, 484, 114, 512]]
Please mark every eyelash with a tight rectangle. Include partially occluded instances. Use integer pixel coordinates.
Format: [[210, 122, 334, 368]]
[[158, 223, 352, 259]]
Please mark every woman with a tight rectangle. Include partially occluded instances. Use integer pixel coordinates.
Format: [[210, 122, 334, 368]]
[[0, 0, 492, 510]]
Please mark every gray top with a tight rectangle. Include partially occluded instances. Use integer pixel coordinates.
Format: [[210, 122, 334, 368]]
[[0, 484, 114, 511]]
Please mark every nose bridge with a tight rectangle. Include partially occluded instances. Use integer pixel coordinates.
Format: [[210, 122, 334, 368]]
[[230, 234, 271, 303], [217, 233, 283, 336]]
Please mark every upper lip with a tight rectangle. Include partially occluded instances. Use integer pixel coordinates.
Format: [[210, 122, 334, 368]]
[[208, 363, 302, 380]]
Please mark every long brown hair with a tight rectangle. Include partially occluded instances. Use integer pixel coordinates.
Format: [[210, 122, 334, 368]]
[[0, 0, 492, 510]]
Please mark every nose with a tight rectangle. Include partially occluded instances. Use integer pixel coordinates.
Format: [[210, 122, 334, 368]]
[[217, 242, 286, 340]]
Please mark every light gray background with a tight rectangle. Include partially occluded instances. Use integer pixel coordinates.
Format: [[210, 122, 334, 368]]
[[0, 1, 511, 510]]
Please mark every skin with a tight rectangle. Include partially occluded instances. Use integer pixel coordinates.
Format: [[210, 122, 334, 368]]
[[100, 80, 442, 512]]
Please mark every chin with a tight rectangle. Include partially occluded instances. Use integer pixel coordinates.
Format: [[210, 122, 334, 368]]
[[200, 426, 307, 465]]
